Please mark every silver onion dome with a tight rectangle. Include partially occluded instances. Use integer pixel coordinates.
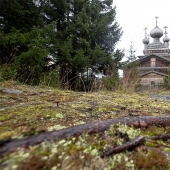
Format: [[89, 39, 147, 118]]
[[163, 36, 170, 42], [150, 26, 163, 38], [142, 37, 149, 44]]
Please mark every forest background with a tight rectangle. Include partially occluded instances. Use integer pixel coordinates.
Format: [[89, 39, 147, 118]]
[[0, 0, 126, 91]]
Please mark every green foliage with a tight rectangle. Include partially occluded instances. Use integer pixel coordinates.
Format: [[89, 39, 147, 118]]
[[126, 41, 137, 63], [0, 28, 27, 64], [122, 60, 141, 92], [0, 0, 43, 64], [0, 0, 123, 89], [102, 76, 119, 91], [39, 66, 60, 88], [0, 0, 42, 33], [14, 26, 49, 84], [102, 49, 125, 91], [0, 64, 17, 81], [49, 0, 123, 89], [0, 23, 56, 85], [164, 65, 170, 88]]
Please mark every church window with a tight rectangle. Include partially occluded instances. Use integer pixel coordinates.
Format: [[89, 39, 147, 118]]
[[151, 58, 156, 67], [151, 81, 155, 86]]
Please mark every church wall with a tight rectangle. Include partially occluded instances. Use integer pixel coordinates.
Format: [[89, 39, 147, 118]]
[[140, 60, 150, 67], [156, 59, 169, 67], [140, 77, 163, 85], [140, 58, 169, 67], [153, 69, 168, 75], [140, 73, 165, 85]]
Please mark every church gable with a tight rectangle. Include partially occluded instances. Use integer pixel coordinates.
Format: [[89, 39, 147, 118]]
[[140, 72, 166, 85], [141, 72, 166, 78]]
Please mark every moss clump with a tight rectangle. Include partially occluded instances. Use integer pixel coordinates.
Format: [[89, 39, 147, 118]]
[[18, 155, 45, 170], [133, 148, 169, 169], [141, 126, 166, 136]]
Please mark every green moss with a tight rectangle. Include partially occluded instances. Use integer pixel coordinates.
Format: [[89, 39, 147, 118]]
[[164, 147, 170, 152], [141, 126, 166, 136], [1, 81, 170, 169]]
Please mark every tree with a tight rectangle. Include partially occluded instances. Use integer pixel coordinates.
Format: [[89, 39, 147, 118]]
[[123, 41, 140, 91], [72, 0, 123, 89], [0, 0, 43, 65], [43, 0, 123, 89], [127, 41, 137, 63], [14, 24, 56, 84], [103, 49, 125, 90], [0, 0, 56, 84]]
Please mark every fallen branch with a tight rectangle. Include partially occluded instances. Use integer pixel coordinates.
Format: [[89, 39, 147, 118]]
[[150, 134, 170, 141], [101, 133, 170, 158], [101, 136, 146, 158], [1, 116, 170, 157]]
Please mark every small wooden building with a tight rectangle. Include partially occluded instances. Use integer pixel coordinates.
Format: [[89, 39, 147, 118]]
[[137, 18, 170, 86]]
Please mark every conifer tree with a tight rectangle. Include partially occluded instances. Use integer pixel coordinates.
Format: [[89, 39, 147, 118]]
[[103, 49, 125, 90], [127, 41, 137, 62], [123, 42, 140, 91], [0, 0, 55, 84], [57, 0, 122, 88], [0, 0, 43, 64]]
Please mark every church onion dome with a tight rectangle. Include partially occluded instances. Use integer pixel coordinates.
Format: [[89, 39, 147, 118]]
[[150, 26, 163, 38], [163, 36, 170, 42], [142, 37, 149, 44]]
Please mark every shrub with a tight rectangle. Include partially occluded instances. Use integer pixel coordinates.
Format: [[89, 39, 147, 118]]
[[0, 64, 17, 81]]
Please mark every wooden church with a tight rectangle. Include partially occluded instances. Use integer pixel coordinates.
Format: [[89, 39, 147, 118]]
[[137, 17, 170, 86]]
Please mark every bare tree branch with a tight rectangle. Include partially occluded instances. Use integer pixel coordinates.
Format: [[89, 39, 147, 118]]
[[101, 136, 146, 158]]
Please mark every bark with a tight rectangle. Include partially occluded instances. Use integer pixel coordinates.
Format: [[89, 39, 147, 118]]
[[101, 136, 146, 158], [1, 115, 170, 157], [150, 134, 170, 141], [101, 133, 170, 158]]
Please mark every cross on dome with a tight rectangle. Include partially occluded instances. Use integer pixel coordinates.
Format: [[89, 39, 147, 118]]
[[163, 26, 169, 43], [164, 26, 168, 35], [150, 17, 163, 39], [155, 16, 159, 26], [144, 27, 148, 37]]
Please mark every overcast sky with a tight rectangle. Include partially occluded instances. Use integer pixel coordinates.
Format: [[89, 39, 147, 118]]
[[113, 0, 170, 59]]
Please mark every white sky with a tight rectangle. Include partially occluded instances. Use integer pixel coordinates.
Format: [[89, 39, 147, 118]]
[[113, 0, 170, 59]]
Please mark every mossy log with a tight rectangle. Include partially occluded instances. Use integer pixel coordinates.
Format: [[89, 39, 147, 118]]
[[1, 116, 170, 157]]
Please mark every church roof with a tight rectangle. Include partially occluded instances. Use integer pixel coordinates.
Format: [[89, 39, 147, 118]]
[[150, 26, 163, 39], [142, 17, 170, 56]]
